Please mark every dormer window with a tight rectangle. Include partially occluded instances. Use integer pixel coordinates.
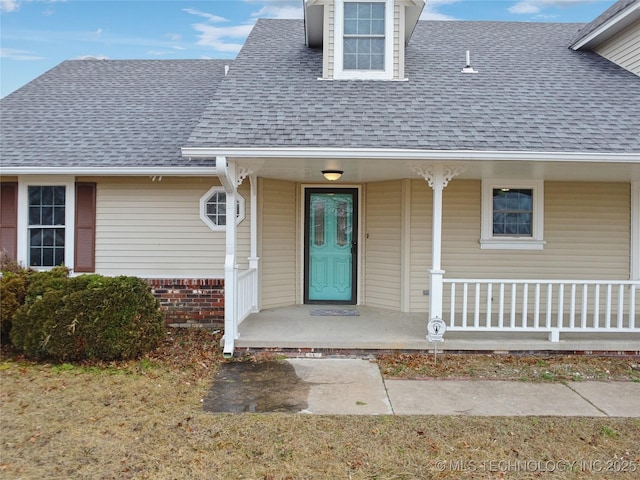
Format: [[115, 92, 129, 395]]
[[334, 0, 394, 80], [343, 2, 385, 70]]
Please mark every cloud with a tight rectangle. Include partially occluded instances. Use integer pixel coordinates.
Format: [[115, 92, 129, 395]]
[[95, 28, 103, 36], [0, 0, 19, 12], [0, 47, 44, 60], [508, 0, 598, 15], [165, 33, 182, 41], [73, 55, 109, 60], [183, 8, 228, 23], [191, 23, 255, 53], [248, 0, 303, 19], [419, 0, 460, 20]]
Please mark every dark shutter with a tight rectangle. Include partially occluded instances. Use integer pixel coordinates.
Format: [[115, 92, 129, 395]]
[[74, 182, 96, 272], [0, 182, 18, 262]]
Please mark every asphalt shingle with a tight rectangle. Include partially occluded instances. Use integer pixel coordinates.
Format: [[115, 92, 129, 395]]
[[187, 19, 640, 154], [1, 59, 228, 168]]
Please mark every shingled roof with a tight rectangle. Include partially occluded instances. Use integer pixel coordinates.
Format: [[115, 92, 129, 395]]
[[187, 19, 640, 154], [1, 59, 228, 168]]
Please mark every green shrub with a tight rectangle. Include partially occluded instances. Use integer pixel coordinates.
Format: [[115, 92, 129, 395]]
[[11, 272, 165, 361], [0, 261, 33, 344]]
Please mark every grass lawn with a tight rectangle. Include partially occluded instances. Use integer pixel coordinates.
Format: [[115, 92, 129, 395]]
[[1, 328, 639, 479]]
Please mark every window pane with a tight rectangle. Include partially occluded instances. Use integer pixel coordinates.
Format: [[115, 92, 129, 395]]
[[313, 201, 325, 247], [371, 54, 384, 69], [371, 2, 385, 18], [29, 186, 41, 206], [357, 2, 371, 19], [42, 186, 53, 205], [54, 186, 65, 205], [371, 38, 384, 54], [344, 53, 357, 69], [344, 2, 357, 19], [344, 38, 357, 54], [344, 19, 357, 35], [492, 188, 533, 237], [371, 19, 384, 35], [357, 19, 371, 35], [29, 206, 40, 225], [336, 201, 348, 247], [358, 54, 371, 69]]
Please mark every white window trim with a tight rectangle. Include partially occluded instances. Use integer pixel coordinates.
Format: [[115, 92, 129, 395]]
[[17, 176, 76, 270], [333, 0, 394, 80], [199, 186, 245, 232], [632, 182, 639, 280], [480, 179, 545, 250]]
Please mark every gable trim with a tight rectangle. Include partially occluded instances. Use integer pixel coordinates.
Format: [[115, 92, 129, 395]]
[[571, 1, 640, 50]]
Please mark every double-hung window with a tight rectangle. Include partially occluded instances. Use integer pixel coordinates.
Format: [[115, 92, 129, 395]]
[[28, 186, 66, 267], [343, 2, 385, 70], [335, 0, 393, 79], [480, 180, 545, 250]]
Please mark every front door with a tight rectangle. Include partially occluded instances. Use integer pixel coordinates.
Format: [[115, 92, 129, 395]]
[[304, 188, 358, 304]]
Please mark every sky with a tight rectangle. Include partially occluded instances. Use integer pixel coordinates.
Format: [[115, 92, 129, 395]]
[[0, 0, 617, 97]]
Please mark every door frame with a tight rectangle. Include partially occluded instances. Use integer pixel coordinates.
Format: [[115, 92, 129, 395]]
[[303, 187, 359, 304]]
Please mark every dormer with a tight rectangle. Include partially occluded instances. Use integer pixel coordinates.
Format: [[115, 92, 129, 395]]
[[304, 0, 425, 80]]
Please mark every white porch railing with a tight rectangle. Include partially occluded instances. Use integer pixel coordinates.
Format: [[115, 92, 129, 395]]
[[236, 267, 258, 327], [442, 279, 640, 341]]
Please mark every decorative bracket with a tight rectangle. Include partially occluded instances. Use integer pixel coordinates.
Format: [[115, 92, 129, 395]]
[[236, 160, 264, 187], [410, 164, 466, 189]]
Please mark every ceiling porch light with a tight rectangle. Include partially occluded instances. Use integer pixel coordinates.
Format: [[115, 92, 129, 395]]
[[322, 170, 343, 181]]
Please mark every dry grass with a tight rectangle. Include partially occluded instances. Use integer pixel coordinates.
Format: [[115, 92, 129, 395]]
[[1, 328, 639, 479], [378, 352, 640, 382]]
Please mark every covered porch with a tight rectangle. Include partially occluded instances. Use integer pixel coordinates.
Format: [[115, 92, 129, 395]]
[[234, 304, 640, 354], [179, 150, 640, 357]]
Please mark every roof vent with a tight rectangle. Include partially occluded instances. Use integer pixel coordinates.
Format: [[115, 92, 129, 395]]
[[224, 64, 230, 76], [461, 50, 478, 74]]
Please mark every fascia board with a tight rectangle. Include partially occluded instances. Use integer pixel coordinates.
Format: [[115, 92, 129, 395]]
[[571, 2, 640, 50], [2, 167, 218, 176], [181, 147, 640, 163]]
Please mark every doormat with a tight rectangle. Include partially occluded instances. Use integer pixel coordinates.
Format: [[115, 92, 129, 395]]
[[310, 309, 360, 316]]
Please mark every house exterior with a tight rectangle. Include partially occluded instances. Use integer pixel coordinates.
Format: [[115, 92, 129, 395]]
[[2, 0, 639, 356]]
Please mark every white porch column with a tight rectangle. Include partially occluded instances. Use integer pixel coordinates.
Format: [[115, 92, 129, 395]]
[[217, 156, 238, 357], [412, 164, 465, 322], [248, 174, 259, 312]]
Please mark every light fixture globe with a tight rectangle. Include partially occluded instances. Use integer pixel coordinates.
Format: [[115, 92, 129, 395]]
[[322, 170, 343, 181]]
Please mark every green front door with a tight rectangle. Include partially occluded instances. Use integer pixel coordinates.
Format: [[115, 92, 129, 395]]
[[304, 188, 358, 304]]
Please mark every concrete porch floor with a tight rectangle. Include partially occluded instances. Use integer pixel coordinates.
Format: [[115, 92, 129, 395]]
[[235, 305, 640, 354]]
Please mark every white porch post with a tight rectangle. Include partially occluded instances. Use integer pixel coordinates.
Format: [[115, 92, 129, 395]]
[[412, 164, 466, 324], [217, 156, 238, 357], [248, 174, 259, 312]]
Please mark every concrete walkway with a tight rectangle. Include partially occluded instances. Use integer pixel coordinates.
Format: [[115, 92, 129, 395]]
[[286, 359, 640, 416]]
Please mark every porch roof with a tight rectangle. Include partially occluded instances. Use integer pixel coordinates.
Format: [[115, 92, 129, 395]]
[[187, 19, 640, 154]]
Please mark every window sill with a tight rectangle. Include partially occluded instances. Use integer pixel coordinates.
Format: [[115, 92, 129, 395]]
[[479, 238, 546, 251]]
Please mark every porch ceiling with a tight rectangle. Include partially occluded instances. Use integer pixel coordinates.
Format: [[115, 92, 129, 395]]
[[232, 156, 640, 184]]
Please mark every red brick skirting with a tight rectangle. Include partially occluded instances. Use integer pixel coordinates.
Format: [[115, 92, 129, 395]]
[[146, 278, 224, 327]]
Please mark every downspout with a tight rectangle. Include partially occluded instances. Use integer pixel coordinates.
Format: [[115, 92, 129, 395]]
[[217, 156, 238, 358]]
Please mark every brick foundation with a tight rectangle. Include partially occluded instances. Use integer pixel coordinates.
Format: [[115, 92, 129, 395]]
[[146, 278, 224, 327]]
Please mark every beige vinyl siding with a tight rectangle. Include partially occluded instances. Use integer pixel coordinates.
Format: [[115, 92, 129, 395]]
[[87, 177, 250, 277], [409, 179, 432, 311], [440, 181, 630, 280], [595, 18, 640, 76], [259, 178, 297, 309], [325, 1, 335, 79], [393, 2, 401, 79], [364, 180, 402, 309]]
